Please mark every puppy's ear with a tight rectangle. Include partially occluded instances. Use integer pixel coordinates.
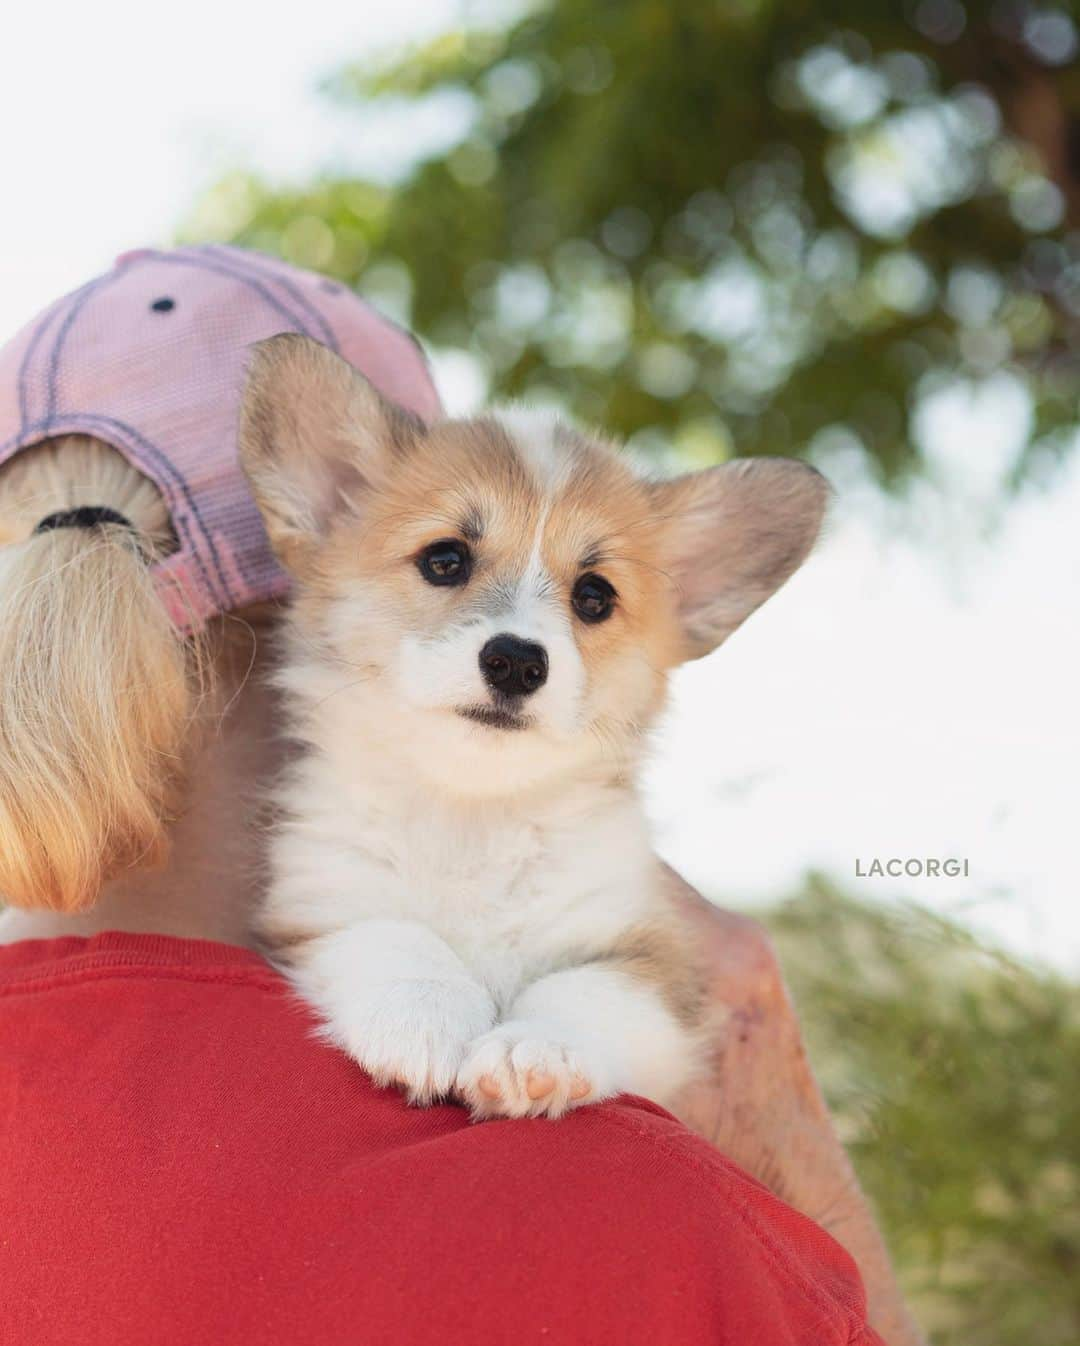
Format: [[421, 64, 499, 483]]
[[238, 333, 426, 569], [650, 458, 829, 661]]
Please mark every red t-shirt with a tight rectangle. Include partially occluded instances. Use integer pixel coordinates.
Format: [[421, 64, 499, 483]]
[[0, 932, 883, 1345]]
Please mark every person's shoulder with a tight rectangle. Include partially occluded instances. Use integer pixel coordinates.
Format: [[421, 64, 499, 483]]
[[0, 938, 876, 1345], [400, 1095, 875, 1345]]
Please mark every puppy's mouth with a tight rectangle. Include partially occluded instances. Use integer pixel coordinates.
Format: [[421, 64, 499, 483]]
[[457, 703, 533, 732]]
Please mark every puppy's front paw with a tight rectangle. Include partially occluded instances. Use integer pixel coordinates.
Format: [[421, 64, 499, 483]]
[[456, 1021, 613, 1120], [345, 979, 496, 1106]]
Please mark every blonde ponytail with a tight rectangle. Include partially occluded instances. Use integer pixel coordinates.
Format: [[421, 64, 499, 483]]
[[0, 437, 197, 911]]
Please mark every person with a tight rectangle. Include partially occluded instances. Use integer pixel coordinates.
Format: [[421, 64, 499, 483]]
[[0, 246, 919, 1345]]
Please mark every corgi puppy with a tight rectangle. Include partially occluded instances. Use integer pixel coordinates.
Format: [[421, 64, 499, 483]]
[[238, 333, 827, 1119]]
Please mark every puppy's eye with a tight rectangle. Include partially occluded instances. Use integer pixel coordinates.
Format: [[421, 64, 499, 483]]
[[572, 573, 616, 623], [418, 539, 471, 587]]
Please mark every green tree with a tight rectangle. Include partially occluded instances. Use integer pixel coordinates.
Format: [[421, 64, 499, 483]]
[[185, 0, 1080, 485]]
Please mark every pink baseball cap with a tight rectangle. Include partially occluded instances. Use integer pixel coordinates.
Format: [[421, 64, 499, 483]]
[[0, 244, 442, 629]]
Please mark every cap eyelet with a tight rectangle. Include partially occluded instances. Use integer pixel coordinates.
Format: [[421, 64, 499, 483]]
[[150, 297, 176, 313]]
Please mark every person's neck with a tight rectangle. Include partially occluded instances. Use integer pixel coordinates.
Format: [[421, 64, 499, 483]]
[[0, 621, 283, 949]]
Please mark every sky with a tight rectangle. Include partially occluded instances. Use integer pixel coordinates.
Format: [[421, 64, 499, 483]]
[[3, 0, 1078, 969]]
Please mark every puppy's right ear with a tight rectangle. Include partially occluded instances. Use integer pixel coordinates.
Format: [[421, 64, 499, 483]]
[[238, 333, 426, 570]]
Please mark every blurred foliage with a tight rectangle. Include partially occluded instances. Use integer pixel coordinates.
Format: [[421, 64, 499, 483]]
[[770, 880, 1080, 1346], [185, 0, 1080, 485]]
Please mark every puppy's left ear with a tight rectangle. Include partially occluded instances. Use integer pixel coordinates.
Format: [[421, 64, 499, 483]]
[[650, 458, 829, 661], [238, 333, 427, 571]]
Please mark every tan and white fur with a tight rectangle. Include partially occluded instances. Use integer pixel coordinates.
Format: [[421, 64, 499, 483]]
[[238, 334, 828, 1120]]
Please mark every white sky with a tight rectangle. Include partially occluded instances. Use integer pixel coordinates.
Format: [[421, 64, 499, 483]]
[[646, 456, 1080, 971], [3, 0, 1078, 970]]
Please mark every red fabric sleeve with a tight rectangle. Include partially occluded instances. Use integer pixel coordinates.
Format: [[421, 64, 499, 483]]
[[0, 933, 884, 1346]]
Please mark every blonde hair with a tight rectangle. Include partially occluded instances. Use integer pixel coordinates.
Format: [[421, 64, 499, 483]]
[[0, 436, 202, 912]]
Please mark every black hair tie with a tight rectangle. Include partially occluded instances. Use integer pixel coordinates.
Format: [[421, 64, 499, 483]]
[[34, 506, 135, 535]]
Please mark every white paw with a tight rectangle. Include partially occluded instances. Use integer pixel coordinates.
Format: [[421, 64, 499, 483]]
[[342, 978, 497, 1105], [456, 1021, 612, 1120]]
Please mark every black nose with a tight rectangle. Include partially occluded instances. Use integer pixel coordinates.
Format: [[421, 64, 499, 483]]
[[479, 634, 548, 697]]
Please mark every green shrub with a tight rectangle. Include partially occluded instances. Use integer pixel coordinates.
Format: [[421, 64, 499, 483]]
[[769, 881, 1080, 1345]]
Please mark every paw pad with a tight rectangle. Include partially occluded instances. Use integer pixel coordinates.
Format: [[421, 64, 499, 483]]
[[457, 1023, 600, 1119]]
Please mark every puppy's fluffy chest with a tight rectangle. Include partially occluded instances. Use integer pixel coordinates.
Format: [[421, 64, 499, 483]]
[[268, 752, 657, 1008]]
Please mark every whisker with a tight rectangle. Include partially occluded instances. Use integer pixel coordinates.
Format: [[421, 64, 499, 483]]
[[306, 670, 379, 712], [282, 621, 374, 677]]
